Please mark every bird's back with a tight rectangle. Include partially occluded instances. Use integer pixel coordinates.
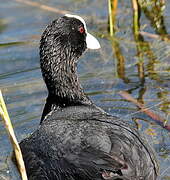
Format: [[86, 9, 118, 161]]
[[20, 105, 159, 180]]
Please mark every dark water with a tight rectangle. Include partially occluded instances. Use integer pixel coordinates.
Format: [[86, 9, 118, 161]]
[[0, 0, 170, 179]]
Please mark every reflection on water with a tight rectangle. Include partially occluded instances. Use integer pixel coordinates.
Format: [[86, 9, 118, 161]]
[[139, 0, 167, 35], [0, 0, 170, 179]]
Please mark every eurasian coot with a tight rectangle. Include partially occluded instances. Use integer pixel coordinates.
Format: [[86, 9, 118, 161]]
[[19, 14, 159, 180]]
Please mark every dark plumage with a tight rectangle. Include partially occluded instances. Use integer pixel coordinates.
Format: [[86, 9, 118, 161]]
[[19, 14, 159, 180]]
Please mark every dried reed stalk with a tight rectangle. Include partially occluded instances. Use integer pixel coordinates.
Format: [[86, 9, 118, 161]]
[[0, 90, 27, 180]]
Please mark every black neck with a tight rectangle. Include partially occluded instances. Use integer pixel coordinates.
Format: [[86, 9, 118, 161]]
[[40, 38, 92, 121]]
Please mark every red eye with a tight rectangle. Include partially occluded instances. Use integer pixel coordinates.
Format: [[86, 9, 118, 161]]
[[79, 26, 85, 34]]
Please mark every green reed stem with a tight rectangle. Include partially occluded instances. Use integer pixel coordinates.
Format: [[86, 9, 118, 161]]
[[108, 0, 113, 36], [132, 0, 139, 36]]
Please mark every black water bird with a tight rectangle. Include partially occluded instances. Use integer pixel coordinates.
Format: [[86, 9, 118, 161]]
[[19, 14, 159, 180]]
